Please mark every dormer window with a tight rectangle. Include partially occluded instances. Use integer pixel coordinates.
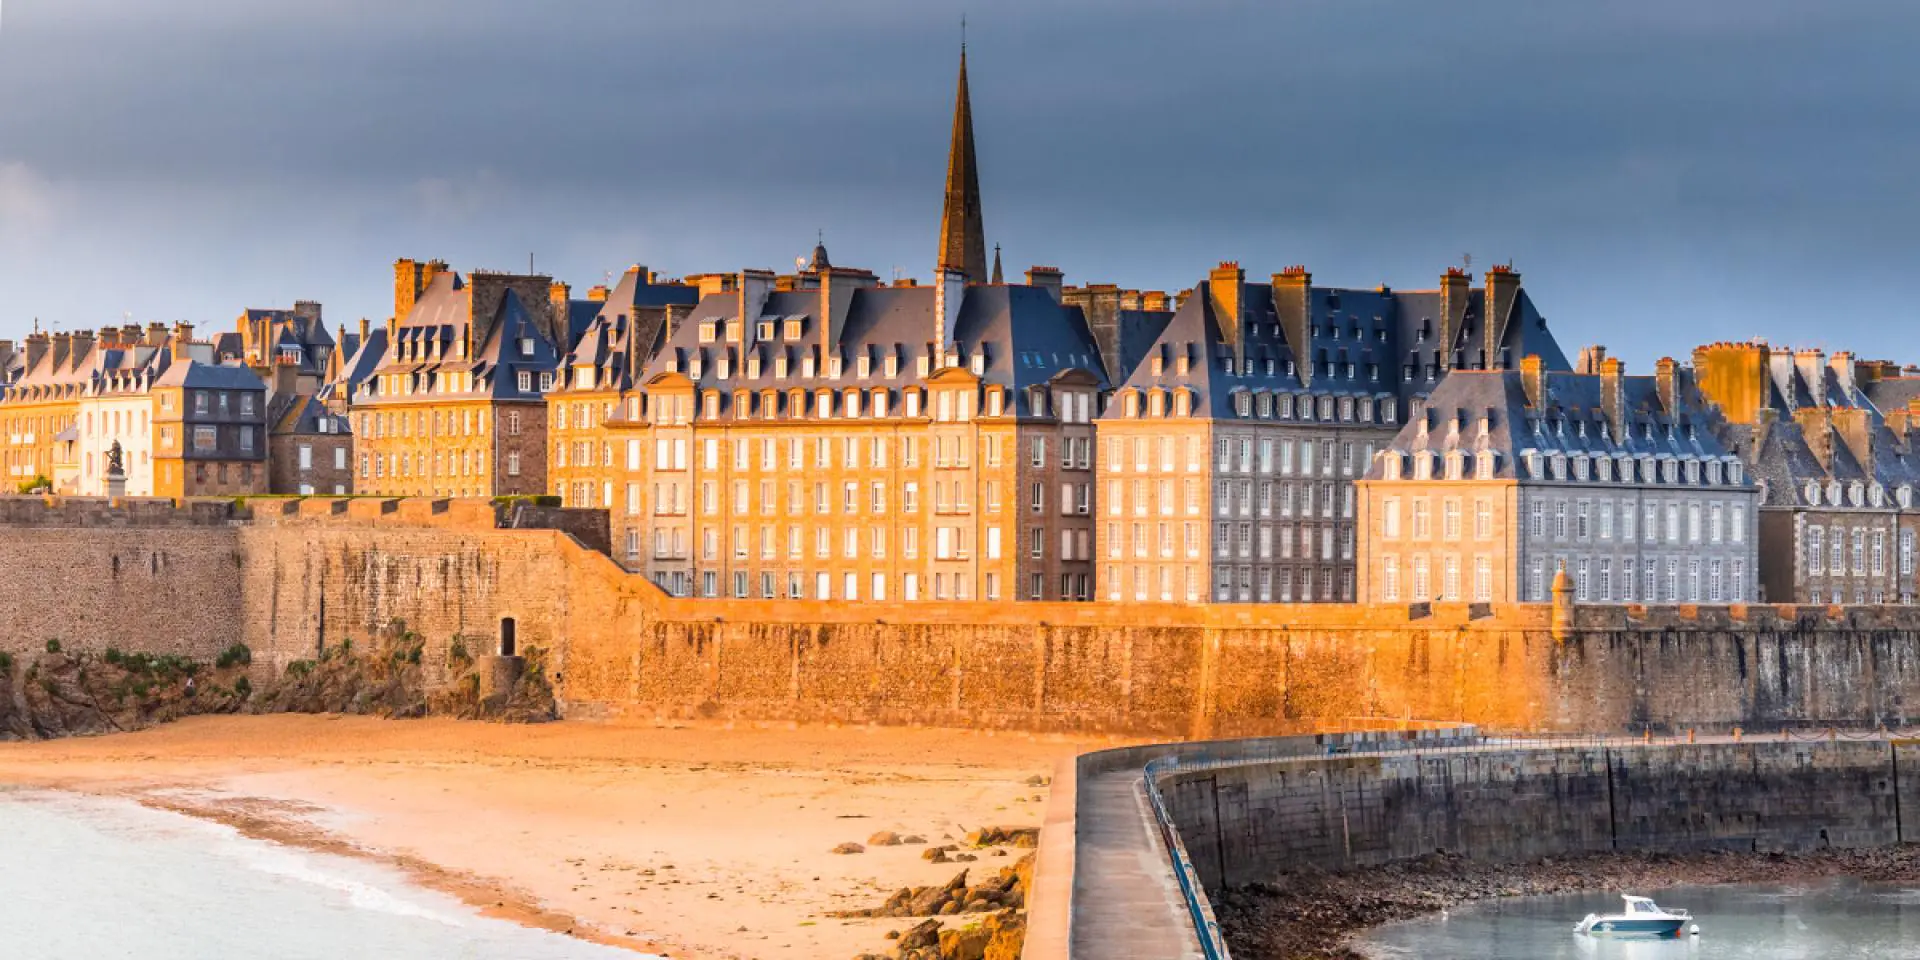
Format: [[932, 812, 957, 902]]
[[1476, 453, 1498, 480], [985, 390, 1001, 417], [884, 353, 899, 378], [518, 337, 534, 358], [905, 390, 921, 417], [784, 319, 802, 340], [757, 320, 774, 341], [828, 357, 843, 379], [1176, 353, 1190, 376], [1174, 391, 1191, 416], [801, 353, 816, 378], [698, 321, 716, 344], [1805, 481, 1822, 505], [856, 355, 870, 378], [1149, 391, 1165, 417], [1234, 392, 1251, 417], [702, 392, 719, 419], [1256, 393, 1272, 418], [1730, 462, 1744, 485], [747, 353, 761, 379], [1151, 354, 1164, 376], [774, 353, 788, 378]]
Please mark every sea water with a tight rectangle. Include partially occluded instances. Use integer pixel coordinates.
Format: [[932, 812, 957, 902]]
[[1356, 881, 1920, 959], [0, 786, 655, 960]]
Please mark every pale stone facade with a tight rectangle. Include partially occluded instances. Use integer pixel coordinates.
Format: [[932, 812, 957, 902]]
[[1099, 262, 1571, 603], [1359, 356, 1761, 605]]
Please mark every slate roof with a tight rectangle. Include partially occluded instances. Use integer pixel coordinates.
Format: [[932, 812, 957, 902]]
[[1101, 272, 1569, 422], [639, 281, 1108, 416], [358, 271, 559, 404], [1366, 368, 1742, 483], [557, 268, 702, 394], [1694, 348, 1920, 507]]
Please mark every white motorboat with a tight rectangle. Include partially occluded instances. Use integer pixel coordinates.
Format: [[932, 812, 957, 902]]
[[1575, 895, 1694, 938]]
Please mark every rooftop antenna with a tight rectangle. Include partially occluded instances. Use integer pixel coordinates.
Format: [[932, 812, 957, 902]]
[[529, 252, 535, 275]]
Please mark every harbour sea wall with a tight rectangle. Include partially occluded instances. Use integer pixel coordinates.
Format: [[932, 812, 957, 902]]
[[1159, 740, 1920, 893], [5, 496, 1920, 735]]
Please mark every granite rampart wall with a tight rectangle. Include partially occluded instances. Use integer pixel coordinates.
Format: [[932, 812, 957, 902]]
[[2, 496, 1920, 736]]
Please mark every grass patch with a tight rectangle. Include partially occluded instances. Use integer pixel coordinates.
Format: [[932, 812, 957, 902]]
[[215, 643, 252, 669]]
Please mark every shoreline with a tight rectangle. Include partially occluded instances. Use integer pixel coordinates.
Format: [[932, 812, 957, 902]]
[[1217, 846, 1920, 959], [0, 714, 1115, 960]]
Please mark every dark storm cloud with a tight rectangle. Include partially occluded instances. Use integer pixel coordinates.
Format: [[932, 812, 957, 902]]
[[0, 0, 1917, 367]]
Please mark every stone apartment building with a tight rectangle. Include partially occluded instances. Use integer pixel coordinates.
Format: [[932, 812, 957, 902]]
[[1692, 341, 1920, 604], [224, 303, 353, 495], [0, 324, 270, 496], [1098, 262, 1572, 604], [1357, 352, 1760, 605], [347, 259, 568, 498], [574, 264, 1110, 602], [546, 263, 700, 537]]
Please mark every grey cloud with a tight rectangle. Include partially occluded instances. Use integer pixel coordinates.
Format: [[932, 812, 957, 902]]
[[0, 0, 1916, 369]]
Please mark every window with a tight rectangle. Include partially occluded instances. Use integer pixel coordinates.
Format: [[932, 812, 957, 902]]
[[1442, 499, 1461, 540], [1383, 497, 1401, 539], [1475, 499, 1492, 540], [1411, 499, 1431, 539], [1382, 556, 1400, 601], [1808, 526, 1825, 575], [1474, 557, 1492, 602]]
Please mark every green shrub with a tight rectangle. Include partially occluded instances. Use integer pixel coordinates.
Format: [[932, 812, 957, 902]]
[[104, 647, 124, 665], [15, 474, 50, 494], [233, 676, 252, 700], [44, 639, 61, 654], [448, 636, 471, 666], [285, 660, 315, 679], [0, 651, 13, 676], [215, 644, 252, 669]]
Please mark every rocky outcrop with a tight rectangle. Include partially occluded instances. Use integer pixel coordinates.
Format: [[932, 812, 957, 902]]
[[843, 853, 1034, 960], [0, 620, 558, 742], [0, 644, 251, 740]]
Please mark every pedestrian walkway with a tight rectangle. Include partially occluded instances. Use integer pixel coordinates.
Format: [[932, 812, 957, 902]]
[[1067, 769, 1204, 959]]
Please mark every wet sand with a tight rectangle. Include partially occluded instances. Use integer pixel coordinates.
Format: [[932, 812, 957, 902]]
[[0, 714, 1123, 960]]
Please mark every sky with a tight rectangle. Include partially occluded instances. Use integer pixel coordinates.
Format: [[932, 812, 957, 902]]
[[0, 0, 1916, 369]]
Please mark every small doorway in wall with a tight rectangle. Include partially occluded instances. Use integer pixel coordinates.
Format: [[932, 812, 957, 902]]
[[500, 617, 517, 657]]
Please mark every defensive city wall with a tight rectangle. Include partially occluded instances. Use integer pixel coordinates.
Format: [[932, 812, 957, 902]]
[[3, 495, 1920, 735]]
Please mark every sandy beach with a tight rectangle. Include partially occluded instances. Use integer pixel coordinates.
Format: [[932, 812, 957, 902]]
[[0, 715, 1123, 960]]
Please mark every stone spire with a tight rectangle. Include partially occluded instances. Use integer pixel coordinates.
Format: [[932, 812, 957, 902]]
[[991, 244, 1004, 284], [937, 44, 987, 285]]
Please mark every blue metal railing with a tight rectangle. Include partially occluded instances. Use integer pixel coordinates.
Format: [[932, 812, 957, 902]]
[[1143, 753, 1231, 960]]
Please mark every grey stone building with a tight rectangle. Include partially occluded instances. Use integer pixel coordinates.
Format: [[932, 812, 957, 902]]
[[1097, 261, 1571, 603], [1358, 353, 1761, 605]]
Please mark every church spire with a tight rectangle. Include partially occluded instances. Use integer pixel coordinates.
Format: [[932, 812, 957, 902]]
[[937, 42, 987, 285], [991, 243, 1004, 284]]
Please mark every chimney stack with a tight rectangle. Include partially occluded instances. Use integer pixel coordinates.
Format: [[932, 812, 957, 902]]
[[1655, 357, 1678, 413], [1271, 266, 1312, 387], [1794, 349, 1828, 408], [1600, 357, 1626, 440], [1575, 344, 1608, 375], [1025, 266, 1064, 302], [1438, 268, 1470, 370], [933, 266, 966, 360], [24, 331, 50, 372], [1484, 265, 1522, 367], [1207, 262, 1245, 361], [1520, 354, 1545, 409]]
